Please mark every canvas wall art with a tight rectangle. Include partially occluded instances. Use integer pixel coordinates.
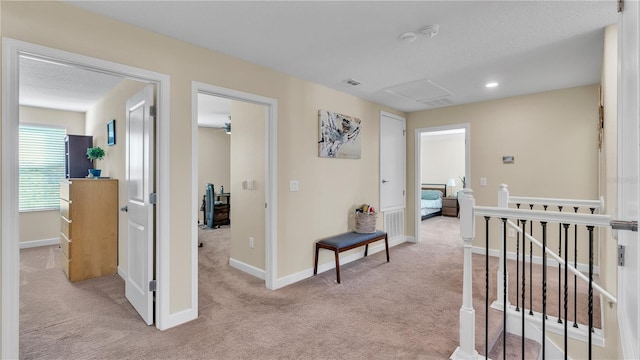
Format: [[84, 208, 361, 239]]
[[318, 110, 362, 159]]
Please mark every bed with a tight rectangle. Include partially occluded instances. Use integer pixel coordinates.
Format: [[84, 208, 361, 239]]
[[420, 183, 447, 220]]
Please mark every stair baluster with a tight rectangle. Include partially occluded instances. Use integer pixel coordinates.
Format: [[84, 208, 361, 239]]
[[563, 223, 570, 359], [541, 221, 548, 360], [573, 207, 579, 329], [485, 216, 491, 358], [558, 206, 563, 325], [529, 204, 534, 316], [521, 219, 527, 358]]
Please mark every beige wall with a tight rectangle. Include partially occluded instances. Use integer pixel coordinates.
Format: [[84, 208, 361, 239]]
[[18, 106, 85, 243], [421, 132, 465, 196], [197, 127, 230, 223], [1, 1, 404, 315], [408, 85, 600, 263], [85, 79, 147, 273], [229, 101, 266, 269]]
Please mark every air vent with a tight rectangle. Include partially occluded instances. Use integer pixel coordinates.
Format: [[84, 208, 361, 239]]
[[345, 78, 361, 86]]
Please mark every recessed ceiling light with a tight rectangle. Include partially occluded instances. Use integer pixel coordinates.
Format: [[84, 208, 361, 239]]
[[485, 82, 499, 88]]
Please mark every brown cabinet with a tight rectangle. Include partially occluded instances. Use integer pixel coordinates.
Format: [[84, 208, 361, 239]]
[[442, 197, 459, 217], [65, 135, 93, 178], [60, 179, 118, 282]]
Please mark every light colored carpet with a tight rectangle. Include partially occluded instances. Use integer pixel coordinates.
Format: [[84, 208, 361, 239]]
[[19, 217, 598, 359]]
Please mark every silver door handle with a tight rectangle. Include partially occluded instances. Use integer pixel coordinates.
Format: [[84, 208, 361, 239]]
[[611, 220, 638, 232], [382, 180, 389, 184], [120, 206, 128, 212]]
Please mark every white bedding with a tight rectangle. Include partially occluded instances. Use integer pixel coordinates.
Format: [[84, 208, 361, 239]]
[[420, 198, 442, 217]]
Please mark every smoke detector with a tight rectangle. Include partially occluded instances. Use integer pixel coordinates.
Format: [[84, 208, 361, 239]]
[[420, 25, 440, 38], [399, 32, 418, 42], [345, 78, 361, 86]]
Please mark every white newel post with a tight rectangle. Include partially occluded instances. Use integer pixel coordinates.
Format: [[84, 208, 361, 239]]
[[495, 184, 510, 310], [451, 188, 479, 359]]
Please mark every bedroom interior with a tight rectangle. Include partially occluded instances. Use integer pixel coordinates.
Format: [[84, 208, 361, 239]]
[[419, 129, 466, 221]]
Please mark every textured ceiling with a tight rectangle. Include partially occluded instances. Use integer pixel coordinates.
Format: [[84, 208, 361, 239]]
[[25, 1, 618, 115]]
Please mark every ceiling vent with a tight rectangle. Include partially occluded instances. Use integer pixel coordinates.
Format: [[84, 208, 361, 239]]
[[384, 79, 453, 103], [345, 78, 361, 86]]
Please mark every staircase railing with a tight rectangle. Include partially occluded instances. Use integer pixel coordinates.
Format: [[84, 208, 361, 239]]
[[451, 185, 617, 360]]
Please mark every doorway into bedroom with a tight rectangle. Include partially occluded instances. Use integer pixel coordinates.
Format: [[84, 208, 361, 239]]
[[415, 124, 469, 243], [195, 91, 269, 293]]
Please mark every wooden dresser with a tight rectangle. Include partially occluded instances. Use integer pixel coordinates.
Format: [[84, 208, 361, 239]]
[[60, 179, 118, 282]]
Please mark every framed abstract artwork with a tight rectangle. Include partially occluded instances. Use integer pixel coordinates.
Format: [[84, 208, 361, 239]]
[[318, 110, 361, 159]]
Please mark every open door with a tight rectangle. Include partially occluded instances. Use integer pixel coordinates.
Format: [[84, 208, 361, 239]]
[[125, 84, 156, 325]]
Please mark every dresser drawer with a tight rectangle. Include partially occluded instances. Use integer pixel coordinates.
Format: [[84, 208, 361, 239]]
[[60, 232, 71, 258], [60, 216, 72, 239], [60, 180, 71, 201], [61, 251, 70, 279], [60, 199, 71, 219]]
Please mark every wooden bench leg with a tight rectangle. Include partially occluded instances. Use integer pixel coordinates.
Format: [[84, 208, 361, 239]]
[[384, 234, 390, 262], [364, 244, 369, 257], [314, 244, 320, 275], [334, 250, 341, 284]]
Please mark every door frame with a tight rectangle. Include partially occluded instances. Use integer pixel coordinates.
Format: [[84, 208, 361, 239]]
[[191, 82, 278, 291], [617, 0, 640, 357], [379, 111, 406, 213], [2, 38, 172, 358], [414, 123, 470, 243]]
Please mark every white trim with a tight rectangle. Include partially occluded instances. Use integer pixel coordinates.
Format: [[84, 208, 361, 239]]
[[379, 111, 406, 213], [2, 39, 173, 356], [471, 246, 601, 275], [118, 266, 127, 281], [2, 38, 20, 360], [191, 82, 278, 292], [274, 235, 407, 289], [414, 123, 470, 244], [18, 238, 60, 249], [229, 258, 266, 280]]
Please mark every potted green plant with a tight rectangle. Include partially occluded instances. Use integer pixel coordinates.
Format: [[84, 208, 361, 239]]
[[86, 146, 105, 178]]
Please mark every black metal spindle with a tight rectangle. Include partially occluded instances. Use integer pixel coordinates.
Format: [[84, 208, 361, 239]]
[[485, 216, 491, 358], [563, 223, 570, 360], [588, 225, 594, 360], [501, 217, 508, 360], [516, 205, 521, 312], [529, 204, 534, 316], [558, 206, 563, 324], [541, 221, 548, 360], [521, 219, 527, 358], [573, 207, 579, 329]]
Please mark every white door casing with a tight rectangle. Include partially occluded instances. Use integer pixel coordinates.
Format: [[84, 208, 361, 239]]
[[617, 1, 640, 358], [125, 85, 156, 325], [380, 112, 406, 212]]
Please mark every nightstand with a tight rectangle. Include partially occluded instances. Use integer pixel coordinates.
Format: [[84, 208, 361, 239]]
[[442, 197, 459, 217]]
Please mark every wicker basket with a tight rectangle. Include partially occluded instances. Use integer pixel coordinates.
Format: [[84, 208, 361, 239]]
[[354, 212, 377, 233]]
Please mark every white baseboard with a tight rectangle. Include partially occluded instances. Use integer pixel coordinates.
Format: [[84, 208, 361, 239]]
[[19, 237, 60, 249], [117, 266, 126, 280], [273, 235, 408, 289], [229, 258, 266, 280], [471, 246, 600, 275]]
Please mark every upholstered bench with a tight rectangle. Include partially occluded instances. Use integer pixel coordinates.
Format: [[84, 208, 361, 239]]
[[313, 230, 389, 284]]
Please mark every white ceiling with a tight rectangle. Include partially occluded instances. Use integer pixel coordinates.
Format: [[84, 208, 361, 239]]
[[23, 1, 618, 117]]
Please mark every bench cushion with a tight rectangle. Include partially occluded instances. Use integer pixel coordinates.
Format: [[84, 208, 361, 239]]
[[317, 230, 386, 249]]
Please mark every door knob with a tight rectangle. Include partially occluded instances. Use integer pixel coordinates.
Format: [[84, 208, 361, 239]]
[[120, 206, 128, 212], [382, 179, 389, 184]]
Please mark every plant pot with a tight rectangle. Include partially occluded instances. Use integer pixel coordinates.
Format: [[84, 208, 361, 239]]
[[89, 169, 102, 178]]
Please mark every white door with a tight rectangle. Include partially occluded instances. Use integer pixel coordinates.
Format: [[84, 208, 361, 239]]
[[380, 112, 406, 211], [617, 1, 640, 358], [125, 85, 156, 325]]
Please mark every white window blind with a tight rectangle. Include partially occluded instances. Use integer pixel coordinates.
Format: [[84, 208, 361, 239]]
[[19, 125, 67, 211]]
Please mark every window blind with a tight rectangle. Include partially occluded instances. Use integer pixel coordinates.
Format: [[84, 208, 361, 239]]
[[19, 125, 67, 211]]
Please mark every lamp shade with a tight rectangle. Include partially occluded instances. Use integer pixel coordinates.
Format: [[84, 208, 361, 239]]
[[447, 178, 456, 187]]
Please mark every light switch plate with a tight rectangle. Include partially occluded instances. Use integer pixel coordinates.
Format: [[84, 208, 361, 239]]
[[480, 177, 487, 186], [290, 180, 299, 192]]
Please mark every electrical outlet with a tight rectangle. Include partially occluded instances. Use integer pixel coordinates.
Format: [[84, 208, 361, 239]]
[[508, 228, 516, 238], [249, 237, 255, 248]]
